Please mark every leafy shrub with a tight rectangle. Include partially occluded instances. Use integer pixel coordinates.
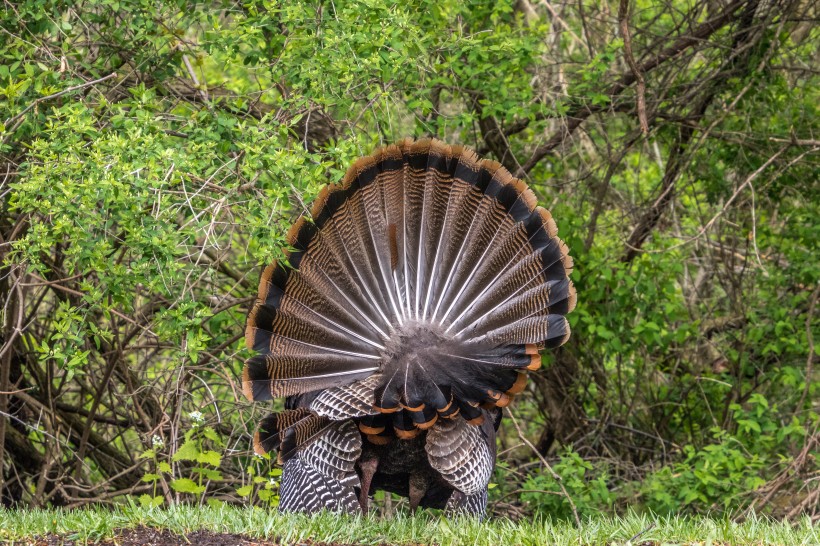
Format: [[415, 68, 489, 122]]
[[521, 450, 616, 519], [640, 395, 814, 514]]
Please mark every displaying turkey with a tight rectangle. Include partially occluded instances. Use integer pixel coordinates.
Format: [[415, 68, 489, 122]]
[[243, 139, 575, 516]]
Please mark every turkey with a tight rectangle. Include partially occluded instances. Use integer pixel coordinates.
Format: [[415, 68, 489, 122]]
[[243, 138, 575, 516]]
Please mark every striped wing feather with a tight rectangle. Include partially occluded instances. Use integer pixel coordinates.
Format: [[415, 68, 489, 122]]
[[278, 457, 360, 514], [426, 412, 494, 495]]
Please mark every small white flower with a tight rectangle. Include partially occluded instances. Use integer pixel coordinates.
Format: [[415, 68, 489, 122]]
[[269, 478, 278, 487], [189, 411, 204, 424], [151, 435, 164, 449]]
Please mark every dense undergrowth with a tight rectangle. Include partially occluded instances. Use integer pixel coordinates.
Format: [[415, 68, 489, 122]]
[[0, 0, 817, 521]]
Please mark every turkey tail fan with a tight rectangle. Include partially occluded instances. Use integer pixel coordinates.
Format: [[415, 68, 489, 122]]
[[244, 138, 576, 444]]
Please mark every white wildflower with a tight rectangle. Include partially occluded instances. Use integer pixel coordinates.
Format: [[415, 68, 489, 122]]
[[151, 435, 164, 449]]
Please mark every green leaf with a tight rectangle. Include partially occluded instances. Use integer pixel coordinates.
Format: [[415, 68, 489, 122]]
[[236, 485, 253, 497], [197, 450, 222, 467], [172, 440, 200, 462], [193, 467, 223, 481], [138, 494, 153, 508], [170, 478, 205, 494], [138, 494, 164, 508], [202, 427, 223, 445], [258, 489, 273, 502]]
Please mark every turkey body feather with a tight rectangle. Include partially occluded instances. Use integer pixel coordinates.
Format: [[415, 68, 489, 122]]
[[243, 139, 576, 516]]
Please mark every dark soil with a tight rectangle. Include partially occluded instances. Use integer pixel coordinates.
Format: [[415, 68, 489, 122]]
[[12, 527, 384, 546]]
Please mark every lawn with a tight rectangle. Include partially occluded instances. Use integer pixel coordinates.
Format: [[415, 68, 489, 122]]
[[1, 505, 818, 546]]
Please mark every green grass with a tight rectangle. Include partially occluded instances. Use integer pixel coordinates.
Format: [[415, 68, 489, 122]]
[[1, 505, 818, 545]]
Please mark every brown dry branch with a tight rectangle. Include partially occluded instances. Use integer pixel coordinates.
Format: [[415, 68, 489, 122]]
[[618, 0, 649, 134]]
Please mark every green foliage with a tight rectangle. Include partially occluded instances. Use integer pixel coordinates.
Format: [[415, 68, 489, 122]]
[[134, 412, 227, 506], [521, 450, 615, 519], [167, 416, 225, 498], [512, 391, 817, 518], [238, 456, 282, 506], [640, 395, 813, 514], [1, 0, 817, 520]]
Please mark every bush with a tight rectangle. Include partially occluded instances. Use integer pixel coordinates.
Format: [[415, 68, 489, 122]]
[[1, 0, 817, 519]]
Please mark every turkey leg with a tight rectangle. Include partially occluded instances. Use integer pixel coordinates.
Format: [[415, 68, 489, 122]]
[[357, 456, 379, 512], [408, 472, 429, 512]]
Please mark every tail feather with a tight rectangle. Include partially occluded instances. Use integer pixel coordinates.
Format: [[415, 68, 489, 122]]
[[310, 218, 393, 336], [357, 179, 405, 324], [427, 180, 481, 321], [442, 218, 541, 329], [420, 147, 467, 320], [281, 273, 386, 347], [256, 302, 379, 355], [243, 364, 375, 401], [254, 408, 321, 458], [429, 184, 484, 321], [376, 144, 410, 318], [245, 352, 378, 383], [436, 201, 516, 324], [457, 278, 576, 337], [332, 196, 396, 326], [444, 207, 572, 332], [482, 314, 571, 346], [412, 144, 440, 318], [295, 230, 391, 341]]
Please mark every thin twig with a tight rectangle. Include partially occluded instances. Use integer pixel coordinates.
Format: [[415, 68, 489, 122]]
[[27, 272, 159, 337], [514, 0, 748, 176], [797, 284, 819, 411], [182, 54, 208, 101], [627, 522, 657, 542], [539, 0, 586, 49], [0, 387, 34, 395], [618, 0, 649, 134], [660, 145, 807, 253]]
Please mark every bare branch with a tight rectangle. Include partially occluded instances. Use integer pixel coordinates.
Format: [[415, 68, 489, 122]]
[[618, 0, 649, 134], [515, 0, 749, 176]]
